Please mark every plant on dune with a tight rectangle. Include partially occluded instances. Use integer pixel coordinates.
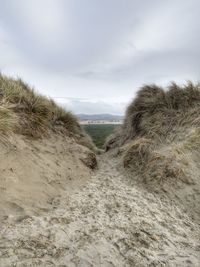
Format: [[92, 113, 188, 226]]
[[0, 75, 54, 136], [52, 105, 80, 132], [106, 81, 200, 146], [144, 147, 191, 184], [106, 81, 200, 184], [123, 82, 200, 142], [0, 74, 95, 150], [0, 105, 18, 142], [123, 137, 153, 169]]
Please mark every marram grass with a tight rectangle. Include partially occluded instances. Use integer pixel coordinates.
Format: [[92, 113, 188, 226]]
[[0, 74, 95, 150]]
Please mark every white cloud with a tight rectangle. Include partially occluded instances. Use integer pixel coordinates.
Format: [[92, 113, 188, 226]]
[[60, 99, 127, 115], [0, 0, 199, 114]]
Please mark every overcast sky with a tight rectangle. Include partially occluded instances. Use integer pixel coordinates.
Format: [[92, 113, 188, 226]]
[[0, 0, 199, 114]]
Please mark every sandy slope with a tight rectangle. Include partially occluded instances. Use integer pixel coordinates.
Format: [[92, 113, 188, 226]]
[[0, 154, 199, 267], [0, 134, 94, 220]]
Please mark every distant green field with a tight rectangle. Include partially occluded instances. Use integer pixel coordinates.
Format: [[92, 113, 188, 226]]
[[83, 124, 119, 148]]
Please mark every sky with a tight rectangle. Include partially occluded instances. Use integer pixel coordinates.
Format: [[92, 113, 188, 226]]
[[0, 0, 199, 115]]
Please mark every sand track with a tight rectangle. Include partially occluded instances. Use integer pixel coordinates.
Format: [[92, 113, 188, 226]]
[[0, 154, 199, 267]]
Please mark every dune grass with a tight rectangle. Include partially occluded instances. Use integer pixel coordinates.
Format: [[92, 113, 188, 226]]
[[0, 74, 95, 150], [106, 82, 200, 184], [122, 82, 200, 142], [0, 105, 18, 143]]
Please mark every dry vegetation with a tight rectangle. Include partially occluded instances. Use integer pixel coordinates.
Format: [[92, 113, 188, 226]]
[[0, 74, 94, 150], [106, 82, 200, 185], [0, 77, 199, 266], [0, 74, 97, 222]]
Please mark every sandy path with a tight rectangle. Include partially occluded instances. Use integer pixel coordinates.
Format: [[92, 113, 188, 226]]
[[0, 155, 199, 267]]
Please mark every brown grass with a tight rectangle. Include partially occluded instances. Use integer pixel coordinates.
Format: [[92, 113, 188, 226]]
[[0, 105, 18, 143], [0, 74, 95, 150], [123, 138, 153, 169], [106, 81, 200, 184]]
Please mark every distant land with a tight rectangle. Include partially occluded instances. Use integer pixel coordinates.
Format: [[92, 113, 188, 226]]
[[77, 114, 123, 125]]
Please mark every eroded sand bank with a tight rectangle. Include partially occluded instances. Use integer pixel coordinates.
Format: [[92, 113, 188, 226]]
[[0, 154, 199, 267]]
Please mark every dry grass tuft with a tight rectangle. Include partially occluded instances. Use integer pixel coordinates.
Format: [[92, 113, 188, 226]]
[[0, 74, 95, 150], [106, 81, 200, 184], [145, 147, 191, 184], [123, 138, 153, 169], [0, 105, 18, 143]]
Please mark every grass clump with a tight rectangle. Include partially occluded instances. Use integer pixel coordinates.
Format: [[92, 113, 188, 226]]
[[0, 106, 17, 133], [106, 81, 200, 184], [123, 138, 153, 169], [122, 82, 200, 143], [0, 74, 95, 150]]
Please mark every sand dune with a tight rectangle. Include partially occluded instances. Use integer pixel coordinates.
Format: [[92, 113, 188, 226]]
[[0, 133, 96, 221], [0, 78, 200, 266], [0, 154, 199, 267]]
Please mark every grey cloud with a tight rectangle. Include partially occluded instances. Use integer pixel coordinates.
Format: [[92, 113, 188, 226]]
[[60, 100, 127, 115], [0, 0, 199, 115]]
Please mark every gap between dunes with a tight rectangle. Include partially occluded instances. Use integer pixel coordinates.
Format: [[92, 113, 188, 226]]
[[0, 153, 199, 267]]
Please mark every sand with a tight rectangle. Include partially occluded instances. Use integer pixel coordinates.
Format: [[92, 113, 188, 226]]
[[0, 153, 199, 267], [0, 134, 94, 220]]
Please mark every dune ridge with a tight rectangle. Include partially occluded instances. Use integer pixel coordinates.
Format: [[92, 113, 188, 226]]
[[0, 79, 199, 266], [0, 74, 97, 220], [105, 82, 200, 221]]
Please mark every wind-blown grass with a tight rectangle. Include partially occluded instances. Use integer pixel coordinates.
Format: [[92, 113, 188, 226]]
[[0, 74, 95, 150], [105, 81, 200, 184]]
